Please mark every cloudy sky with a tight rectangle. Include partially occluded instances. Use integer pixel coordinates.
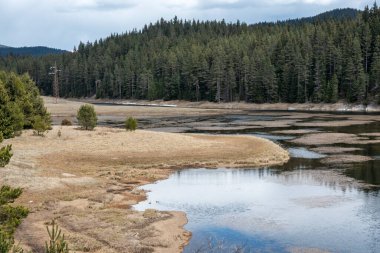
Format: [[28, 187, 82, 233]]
[[0, 0, 372, 50]]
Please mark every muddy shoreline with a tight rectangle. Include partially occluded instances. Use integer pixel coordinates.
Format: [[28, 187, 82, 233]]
[[3, 123, 288, 252], [4, 97, 380, 252], [65, 96, 380, 113]]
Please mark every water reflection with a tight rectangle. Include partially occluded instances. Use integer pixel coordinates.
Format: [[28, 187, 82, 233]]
[[345, 161, 380, 185], [134, 168, 380, 253], [288, 147, 326, 159]]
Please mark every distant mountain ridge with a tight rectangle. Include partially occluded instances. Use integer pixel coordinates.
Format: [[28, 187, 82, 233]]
[[0, 45, 67, 57], [275, 8, 359, 25], [311, 8, 359, 21], [1, 6, 378, 105]]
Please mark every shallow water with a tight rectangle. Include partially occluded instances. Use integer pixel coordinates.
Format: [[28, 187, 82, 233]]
[[251, 132, 295, 141], [133, 111, 380, 252], [288, 147, 326, 159], [134, 168, 380, 252]]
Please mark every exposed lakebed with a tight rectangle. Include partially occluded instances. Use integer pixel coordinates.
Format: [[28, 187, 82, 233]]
[[133, 111, 380, 253]]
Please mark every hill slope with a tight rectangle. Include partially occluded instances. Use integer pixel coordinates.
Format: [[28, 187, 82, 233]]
[[0, 46, 67, 57], [0, 7, 379, 104]]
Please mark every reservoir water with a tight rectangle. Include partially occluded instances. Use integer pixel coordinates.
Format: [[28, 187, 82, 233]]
[[134, 112, 380, 253]]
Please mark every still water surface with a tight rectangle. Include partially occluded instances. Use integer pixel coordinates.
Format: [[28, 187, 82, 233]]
[[134, 168, 380, 252], [134, 112, 380, 253]]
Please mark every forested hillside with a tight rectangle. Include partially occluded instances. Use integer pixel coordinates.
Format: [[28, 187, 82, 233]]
[[1, 5, 380, 104], [0, 46, 67, 57]]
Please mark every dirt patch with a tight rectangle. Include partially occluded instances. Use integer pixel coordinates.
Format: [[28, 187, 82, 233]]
[[291, 133, 370, 146], [2, 124, 288, 252], [359, 133, 380, 137], [87, 98, 380, 113], [294, 120, 373, 127], [321, 155, 373, 164], [310, 146, 363, 154], [44, 96, 236, 124]]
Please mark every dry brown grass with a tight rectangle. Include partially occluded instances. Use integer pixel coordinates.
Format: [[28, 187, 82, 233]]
[[2, 123, 288, 252], [44, 96, 232, 119]]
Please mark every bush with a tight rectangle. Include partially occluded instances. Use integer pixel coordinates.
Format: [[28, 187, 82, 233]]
[[0, 186, 28, 245], [45, 220, 69, 253], [32, 115, 51, 136], [0, 133, 12, 168], [77, 105, 97, 130], [125, 117, 137, 131], [61, 119, 72, 126], [0, 145, 12, 168]]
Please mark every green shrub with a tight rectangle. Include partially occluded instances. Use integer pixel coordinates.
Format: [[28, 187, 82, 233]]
[[0, 145, 12, 168], [45, 220, 69, 253], [125, 117, 138, 132], [0, 186, 28, 244], [61, 119, 72, 126], [0, 72, 50, 138], [77, 105, 97, 130], [0, 233, 12, 253], [32, 115, 51, 136]]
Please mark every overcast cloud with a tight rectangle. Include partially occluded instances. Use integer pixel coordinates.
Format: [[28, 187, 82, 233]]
[[0, 0, 371, 50]]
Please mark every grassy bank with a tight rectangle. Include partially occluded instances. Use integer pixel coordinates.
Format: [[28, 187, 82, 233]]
[[0, 98, 289, 252]]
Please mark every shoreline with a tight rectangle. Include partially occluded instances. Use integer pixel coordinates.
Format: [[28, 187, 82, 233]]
[[3, 126, 288, 252], [60, 96, 380, 113]]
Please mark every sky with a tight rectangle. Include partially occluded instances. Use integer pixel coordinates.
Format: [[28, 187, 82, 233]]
[[0, 0, 373, 50]]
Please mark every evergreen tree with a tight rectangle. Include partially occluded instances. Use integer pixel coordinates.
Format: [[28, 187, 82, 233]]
[[77, 104, 97, 130], [2, 8, 380, 104]]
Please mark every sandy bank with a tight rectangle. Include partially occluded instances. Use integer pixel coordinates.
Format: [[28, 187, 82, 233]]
[[2, 126, 288, 252], [63, 96, 380, 112]]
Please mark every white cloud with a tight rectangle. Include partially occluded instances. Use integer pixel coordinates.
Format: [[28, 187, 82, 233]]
[[0, 0, 371, 50]]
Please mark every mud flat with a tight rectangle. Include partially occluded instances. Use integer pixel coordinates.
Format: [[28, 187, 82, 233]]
[[1, 125, 288, 252], [321, 155, 374, 165], [290, 132, 380, 146], [44, 96, 237, 125], [310, 146, 363, 154], [71, 97, 380, 112]]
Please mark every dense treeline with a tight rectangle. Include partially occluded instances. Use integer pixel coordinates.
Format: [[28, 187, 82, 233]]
[[0, 71, 50, 138], [2, 6, 380, 104], [0, 46, 67, 57], [0, 71, 50, 251]]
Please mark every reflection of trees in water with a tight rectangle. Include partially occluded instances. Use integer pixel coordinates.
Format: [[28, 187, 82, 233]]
[[346, 161, 380, 185]]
